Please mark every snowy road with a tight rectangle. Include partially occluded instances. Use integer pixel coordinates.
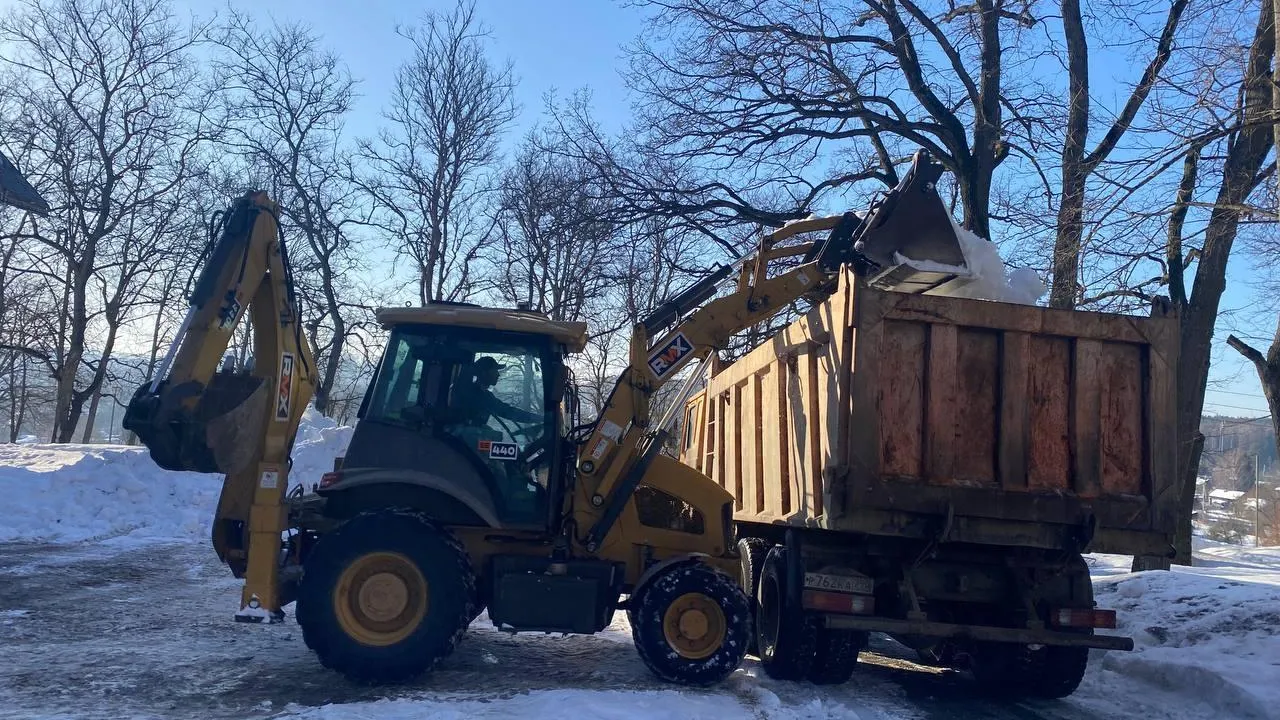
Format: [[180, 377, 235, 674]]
[[0, 540, 1252, 720]]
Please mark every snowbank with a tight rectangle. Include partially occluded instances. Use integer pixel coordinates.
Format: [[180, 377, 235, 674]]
[[1087, 540, 1280, 718], [0, 408, 352, 544]]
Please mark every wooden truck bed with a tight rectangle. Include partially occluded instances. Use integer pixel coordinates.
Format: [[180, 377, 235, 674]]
[[679, 268, 1179, 557]]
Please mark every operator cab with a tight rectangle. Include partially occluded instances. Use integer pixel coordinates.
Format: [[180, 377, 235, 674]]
[[331, 304, 587, 529]]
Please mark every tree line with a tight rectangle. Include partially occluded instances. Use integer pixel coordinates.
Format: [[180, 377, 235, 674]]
[[2, 0, 1278, 566]]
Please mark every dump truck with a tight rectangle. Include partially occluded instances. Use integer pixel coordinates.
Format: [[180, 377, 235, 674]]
[[680, 260, 1178, 696]]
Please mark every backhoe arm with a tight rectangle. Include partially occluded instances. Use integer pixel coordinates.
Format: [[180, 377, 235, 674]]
[[576, 151, 966, 549], [123, 191, 315, 621]]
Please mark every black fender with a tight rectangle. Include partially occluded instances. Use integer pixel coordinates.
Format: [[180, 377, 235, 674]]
[[629, 553, 711, 603], [318, 467, 501, 527]]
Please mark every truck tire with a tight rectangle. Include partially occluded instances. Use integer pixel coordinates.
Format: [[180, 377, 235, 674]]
[[737, 537, 770, 656], [807, 628, 866, 685], [972, 642, 1089, 699], [296, 508, 475, 683], [756, 546, 819, 681], [631, 561, 752, 686]]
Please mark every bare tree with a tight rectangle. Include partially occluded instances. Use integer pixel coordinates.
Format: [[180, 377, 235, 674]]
[[1049, 0, 1190, 308], [489, 137, 617, 321], [0, 0, 212, 441], [1124, 0, 1277, 568], [619, 0, 1062, 239], [358, 0, 516, 305], [212, 10, 365, 416]]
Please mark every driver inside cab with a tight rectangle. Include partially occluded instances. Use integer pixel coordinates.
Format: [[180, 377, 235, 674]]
[[449, 355, 546, 522], [451, 356, 541, 426]]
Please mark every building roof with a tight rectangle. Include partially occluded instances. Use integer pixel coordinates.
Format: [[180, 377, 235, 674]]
[[0, 150, 50, 216], [1209, 489, 1247, 501], [376, 304, 589, 352]]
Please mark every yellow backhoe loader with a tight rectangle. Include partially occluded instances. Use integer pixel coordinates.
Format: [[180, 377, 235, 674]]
[[122, 150, 971, 684]]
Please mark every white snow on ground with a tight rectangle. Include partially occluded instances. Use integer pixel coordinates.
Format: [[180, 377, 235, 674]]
[[0, 408, 349, 544], [1085, 540, 1280, 719], [2, 425, 1279, 718]]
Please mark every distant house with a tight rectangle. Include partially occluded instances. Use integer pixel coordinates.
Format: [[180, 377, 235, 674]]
[[1208, 488, 1247, 510]]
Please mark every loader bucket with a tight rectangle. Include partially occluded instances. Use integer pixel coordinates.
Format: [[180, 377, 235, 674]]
[[123, 372, 269, 475], [851, 151, 971, 294]]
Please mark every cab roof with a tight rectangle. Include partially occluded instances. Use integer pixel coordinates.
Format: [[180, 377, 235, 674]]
[[376, 304, 589, 353]]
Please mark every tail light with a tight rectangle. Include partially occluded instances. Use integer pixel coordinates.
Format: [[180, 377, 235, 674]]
[[318, 471, 342, 489], [1051, 608, 1117, 629], [802, 589, 875, 615]]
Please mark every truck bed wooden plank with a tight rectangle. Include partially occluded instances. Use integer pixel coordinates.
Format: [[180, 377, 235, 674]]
[[1100, 343, 1144, 497], [925, 323, 958, 484], [1072, 339, 1104, 499], [999, 332, 1031, 491], [878, 320, 926, 479], [1027, 336, 1072, 491], [955, 329, 999, 485]]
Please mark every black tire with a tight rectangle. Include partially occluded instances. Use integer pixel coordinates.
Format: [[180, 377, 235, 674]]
[[631, 562, 752, 686], [973, 554, 1093, 699], [296, 508, 475, 683], [808, 628, 866, 685], [756, 546, 819, 681], [737, 538, 770, 656], [972, 642, 1089, 699]]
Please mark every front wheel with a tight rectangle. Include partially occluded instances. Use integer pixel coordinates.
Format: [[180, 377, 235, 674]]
[[296, 508, 475, 683], [631, 562, 752, 686]]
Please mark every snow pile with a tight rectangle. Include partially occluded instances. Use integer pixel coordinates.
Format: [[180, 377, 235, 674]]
[[1087, 539, 1280, 718], [0, 408, 352, 544], [896, 218, 1046, 305]]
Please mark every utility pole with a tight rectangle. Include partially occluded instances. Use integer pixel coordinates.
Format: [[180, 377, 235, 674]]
[[1256, 454, 1261, 547]]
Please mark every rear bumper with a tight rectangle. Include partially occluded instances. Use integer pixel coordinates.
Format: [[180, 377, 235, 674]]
[[823, 614, 1134, 651]]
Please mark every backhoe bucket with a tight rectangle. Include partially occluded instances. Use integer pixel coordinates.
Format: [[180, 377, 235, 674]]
[[123, 372, 269, 475], [851, 151, 971, 294]]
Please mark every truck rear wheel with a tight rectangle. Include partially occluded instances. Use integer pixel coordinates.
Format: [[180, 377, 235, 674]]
[[972, 642, 1089, 699], [737, 538, 769, 656], [631, 562, 751, 686], [807, 628, 866, 685], [756, 546, 818, 681], [296, 509, 475, 683]]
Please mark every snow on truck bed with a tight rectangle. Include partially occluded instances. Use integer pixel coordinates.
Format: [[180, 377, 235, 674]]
[[1, 414, 1279, 718], [0, 409, 351, 544]]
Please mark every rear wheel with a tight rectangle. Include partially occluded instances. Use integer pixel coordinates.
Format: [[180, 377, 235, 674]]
[[756, 546, 818, 681], [972, 642, 1089, 699], [297, 509, 474, 683], [808, 628, 866, 685], [631, 562, 751, 686], [737, 538, 769, 656]]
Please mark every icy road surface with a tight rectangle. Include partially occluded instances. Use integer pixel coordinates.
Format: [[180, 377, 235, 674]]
[[0, 541, 1268, 720]]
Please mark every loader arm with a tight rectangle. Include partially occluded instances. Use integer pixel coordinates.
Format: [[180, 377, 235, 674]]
[[122, 191, 316, 621], [576, 151, 966, 549]]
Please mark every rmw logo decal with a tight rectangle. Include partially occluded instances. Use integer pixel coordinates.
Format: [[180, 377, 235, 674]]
[[275, 353, 294, 421], [647, 332, 694, 378]]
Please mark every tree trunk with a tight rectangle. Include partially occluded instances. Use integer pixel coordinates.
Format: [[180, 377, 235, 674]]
[[1167, 0, 1276, 565], [80, 387, 103, 443], [1227, 321, 1280, 458]]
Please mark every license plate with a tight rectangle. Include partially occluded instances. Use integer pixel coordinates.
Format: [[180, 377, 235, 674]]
[[804, 572, 873, 595]]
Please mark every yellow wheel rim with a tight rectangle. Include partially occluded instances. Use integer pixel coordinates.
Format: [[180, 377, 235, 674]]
[[662, 592, 727, 660], [333, 551, 428, 647]]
